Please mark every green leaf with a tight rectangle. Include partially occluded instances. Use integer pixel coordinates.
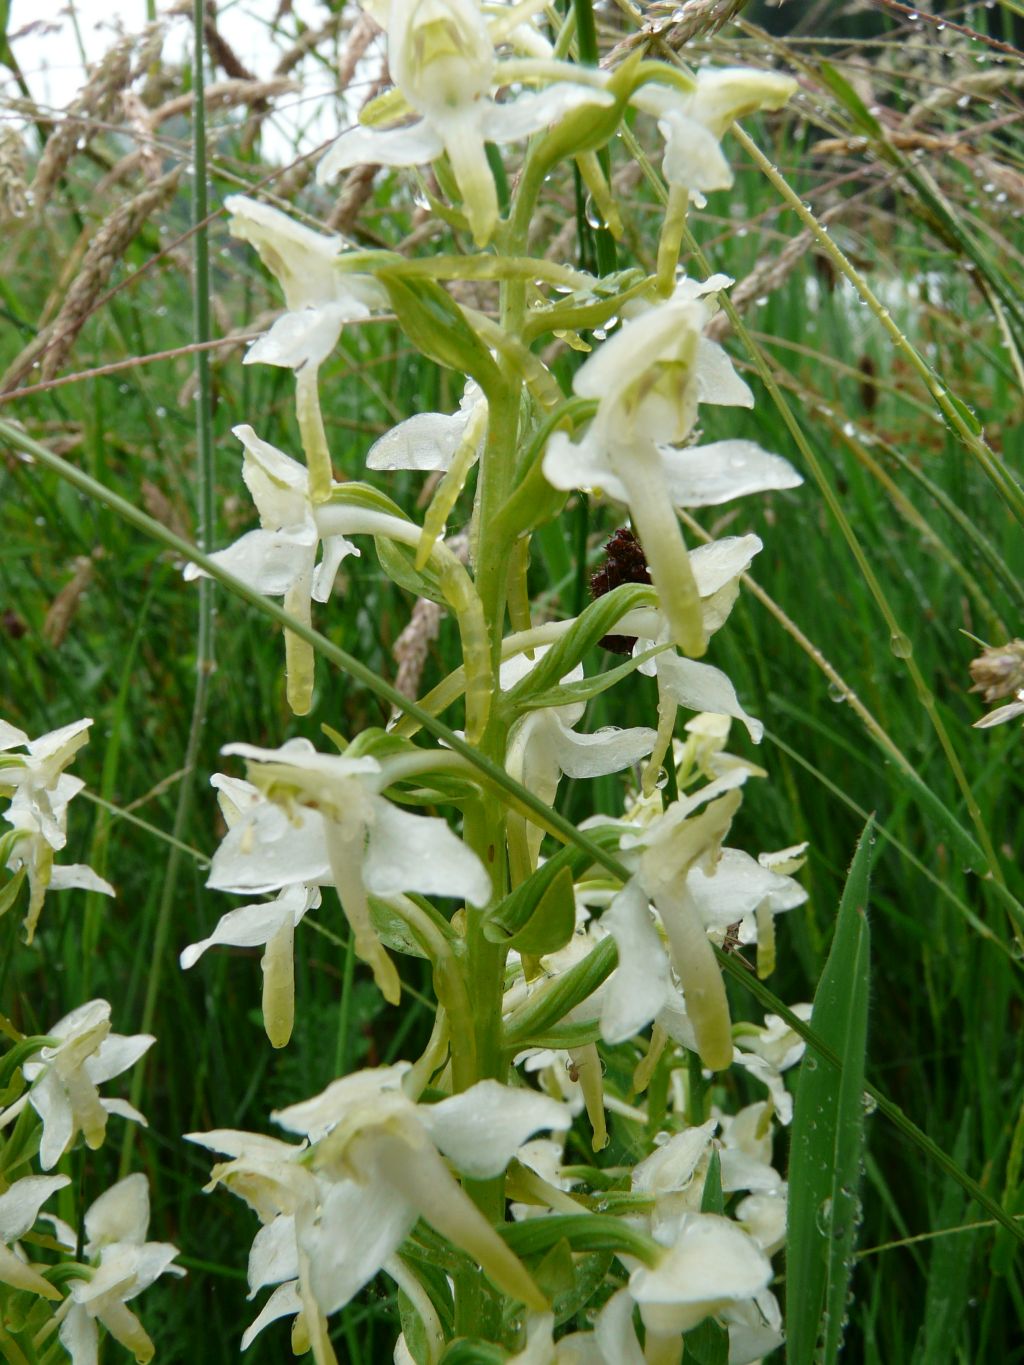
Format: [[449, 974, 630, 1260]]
[[500, 1212, 659, 1264], [379, 271, 502, 394], [438, 1342, 505, 1365], [816, 60, 884, 138], [504, 583, 657, 711], [913, 1114, 978, 1365], [786, 817, 873, 1365], [701, 1148, 724, 1216], [484, 827, 621, 946], [488, 865, 577, 956], [503, 937, 617, 1047]]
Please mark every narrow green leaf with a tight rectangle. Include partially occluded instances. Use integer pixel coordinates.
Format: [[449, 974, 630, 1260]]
[[786, 817, 874, 1365], [504, 583, 657, 709], [913, 1114, 977, 1365], [816, 60, 884, 138]]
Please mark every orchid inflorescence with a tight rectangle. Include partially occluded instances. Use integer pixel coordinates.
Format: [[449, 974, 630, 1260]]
[[1, 1, 809, 1361]]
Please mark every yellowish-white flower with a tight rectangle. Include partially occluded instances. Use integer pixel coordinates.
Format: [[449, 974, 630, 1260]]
[[632, 67, 798, 203], [503, 648, 656, 870], [601, 771, 750, 1069], [226, 195, 386, 373], [4, 1000, 153, 1170], [543, 277, 801, 654], [0, 1174, 70, 1300], [190, 1066, 571, 1352], [0, 718, 114, 942], [213, 738, 491, 1005], [57, 1174, 183, 1365], [317, 0, 614, 245], [181, 884, 320, 1050], [184, 425, 358, 715], [628, 1209, 773, 1337]]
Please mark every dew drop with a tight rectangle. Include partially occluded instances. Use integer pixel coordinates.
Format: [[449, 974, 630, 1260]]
[[889, 630, 913, 658]]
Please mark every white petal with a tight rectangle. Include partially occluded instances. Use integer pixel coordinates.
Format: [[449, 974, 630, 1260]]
[[541, 429, 622, 499], [241, 1279, 302, 1349], [548, 722, 657, 781], [318, 122, 443, 182], [312, 534, 358, 604], [631, 1120, 717, 1196], [0, 720, 29, 750], [481, 82, 613, 141], [367, 410, 473, 471], [690, 535, 762, 597], [686, 848, 805, 930], [248, 1214, 299, 1292], [595, 1287, 646, 1365], [184, 1128, 304, 1160], [87, 1031, 155, 1084], [419, 1081, 572, 1178], [180, 886, 314, 968], [629, 1213, 771, 1333], [272, 1064, 411, 1139], [84, 1174, 149, 1252], [207, 802, 331, 894], [100, 1098, 149, 1127], [659, 439, 801, 507], [184, 527, 314, 597], [364, 797, 492, 907], [600, 881, 673, 1044], [245, 305, 349, 370], [30, 1070, 74, 1171], [657, 654, 763, 742], [300, 1177, 416, 1314], [695, 339, 755, 408], [0, 1174, 71, 1241], [46, 863, 115, 897], [59, 1301, 98, 1365]]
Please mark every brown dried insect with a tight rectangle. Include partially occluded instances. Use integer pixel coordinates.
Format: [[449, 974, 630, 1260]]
[[590, 526, 651, 654]]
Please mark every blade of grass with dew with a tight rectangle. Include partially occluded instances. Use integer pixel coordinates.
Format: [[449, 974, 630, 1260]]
[[786, 817, 873, 1365]]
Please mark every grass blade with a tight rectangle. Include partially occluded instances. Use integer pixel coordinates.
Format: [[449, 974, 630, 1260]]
[[786, 817, 874, 1364]]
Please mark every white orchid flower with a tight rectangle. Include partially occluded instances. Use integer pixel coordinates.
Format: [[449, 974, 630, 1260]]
[[226, 195, 386, 373], [687, 838, 808, 978], [191, 1066, 571, 1347], [732, 1003, 812, 1124], [1, 1000, 153, 1170], [184, 424, 359, 715], [181, 1128, 316, 1351], [317, 0, 615, 245], [214, 738, 491, 1005], [632, 67, 798, 202], [0, 718, 114, 942], [57, 1174, 183, 1365], [502, 648, 656, 869], [226, 196, 388, 514], [506, 1291, 648, 1364], [599, 771, 750, 1069], [627, 1210, 773, 1338], [0, 1174, 70, 1299], [718, 1101, 785, 1198], [543, 276, 801, 654], [181, 884, 320, 1049]]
